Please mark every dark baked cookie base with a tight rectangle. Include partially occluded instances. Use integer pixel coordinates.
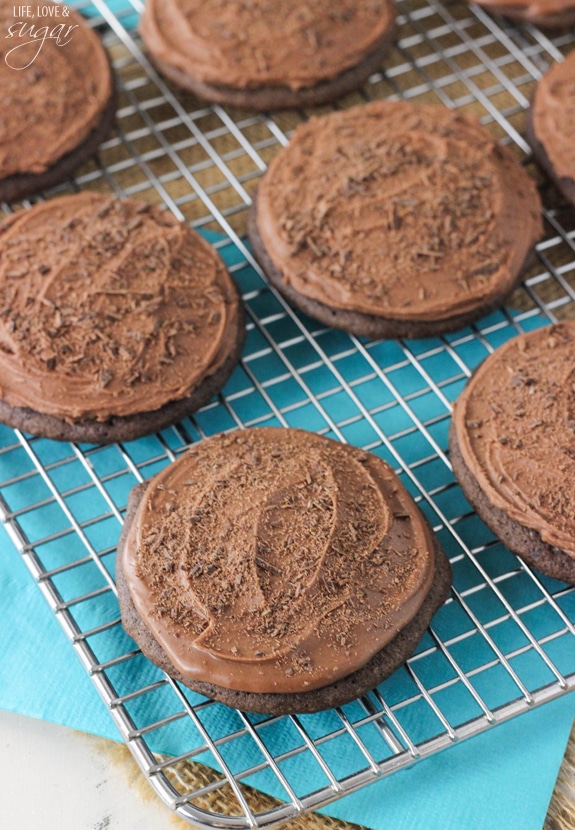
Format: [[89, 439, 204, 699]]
[[0, 301, 245, 445], [148, 27, 395, 111], [247, 195, 536, 340], [0, 78, 117, 204], [525, 107, 575, 208], [449, 421, 575, 585], [117, 482, 452, 715]]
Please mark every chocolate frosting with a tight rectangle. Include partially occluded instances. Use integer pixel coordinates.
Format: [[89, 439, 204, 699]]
[[0, 2, 112, 179], [472, 0, 575, 24], [140, 0, 395, 91], [120, 428, 437, 694], [531, 52, 575, 181], [0, 192, 241, 422], [453, 322, 575, 559], [255, 101, 542, 325]]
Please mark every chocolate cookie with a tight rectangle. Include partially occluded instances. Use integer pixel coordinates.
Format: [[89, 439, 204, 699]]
[[449, 322, 575, 585], [117, 428, 452, 714], [0, 2, 116, 203], [469, 0, 575, 29], [248, 101, 543, 340], [0, 192, 244, 444], [526, 51, 575, 207], [139, 0, 396, 110]]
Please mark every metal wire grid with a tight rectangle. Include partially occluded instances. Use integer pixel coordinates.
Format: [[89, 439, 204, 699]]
[[1, 0, 575, 826]]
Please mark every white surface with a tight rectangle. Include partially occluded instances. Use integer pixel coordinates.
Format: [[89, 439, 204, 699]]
[[0, 709, 176, 830]]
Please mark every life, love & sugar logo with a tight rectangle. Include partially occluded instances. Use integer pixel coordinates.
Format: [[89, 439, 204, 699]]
[[4, 5, 78, 69]]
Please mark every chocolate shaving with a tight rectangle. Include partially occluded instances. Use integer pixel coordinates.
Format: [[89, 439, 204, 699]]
[[98, 367, 113, 388], [255, 556, 282, 576]]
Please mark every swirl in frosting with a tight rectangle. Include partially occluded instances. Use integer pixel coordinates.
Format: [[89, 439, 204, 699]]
[[255, 101, 542, 325], [120, 428, 437, 694], [453, 322, 575, 559], [0, 192, 241, 422]]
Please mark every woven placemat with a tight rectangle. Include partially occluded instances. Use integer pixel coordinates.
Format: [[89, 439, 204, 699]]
[[547, 726, 575, 830], [93, 737, 367, 829], [91, 725, 574, 829]]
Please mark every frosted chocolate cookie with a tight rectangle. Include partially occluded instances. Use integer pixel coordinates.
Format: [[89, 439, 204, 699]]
[[0, 2, 115, 203], [449, 323, 575, 584], [248, 101, 543, 340], [139, 0, 396, 110], [117, 428, 452, 714], [0, 192, 244, 444], [527, 52, 575, 207], [470, 0, 575, 29]]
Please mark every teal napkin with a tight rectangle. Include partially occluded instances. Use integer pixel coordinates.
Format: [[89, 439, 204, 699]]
[[1, 282, 574, 827], [0, 238, 574, 829], [1, 5, 574, 819], [1, 522, 574, 829]]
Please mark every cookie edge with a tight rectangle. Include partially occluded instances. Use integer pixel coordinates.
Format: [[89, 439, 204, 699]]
[[116, 475, 452, 715], [0, 63, 117, 204], [247, 192, 537, 340], [471, 2, 575, 30], [449, 416, 575, 584], [0, 292, 245, 444], [143, 17, 396, 111], [525, 104, 575, 208]]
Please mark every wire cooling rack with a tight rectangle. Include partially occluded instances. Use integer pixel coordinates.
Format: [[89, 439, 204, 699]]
[[1, 0, 575, 827]]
